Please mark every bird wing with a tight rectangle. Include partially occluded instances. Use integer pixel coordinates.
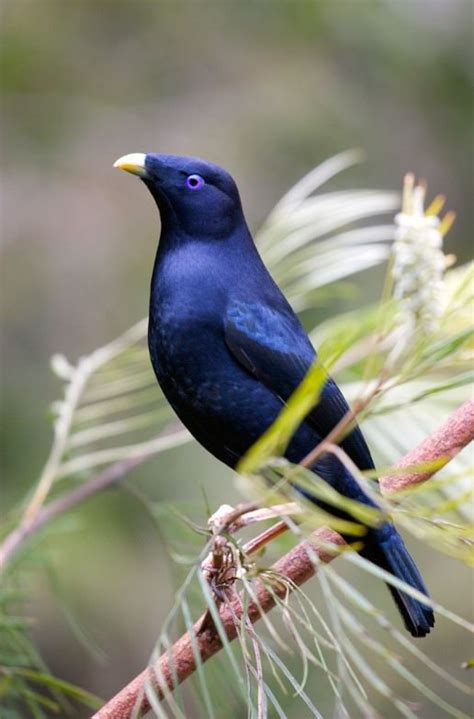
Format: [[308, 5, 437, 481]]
[[224, 300, 374, 470]]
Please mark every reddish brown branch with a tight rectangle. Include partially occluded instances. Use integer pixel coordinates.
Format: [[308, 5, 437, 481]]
[[93, 527, 344, 719], [94, 399, 473, 719], [243, 519, 289, 556], [380, 398, 474, 493]]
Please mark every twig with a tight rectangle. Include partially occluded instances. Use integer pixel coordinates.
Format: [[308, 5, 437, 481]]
[[208, 502, 302, 534], [93, 399, 474, 719], [94, 527, 345, 719], [207, 502, 261, 534], [380, 399, 474, 493], [300, 377, 385, 470], [22, 319, 149, 527], [0, 457, 147, 572], [0, 428, 189, 574], [244, 520, 290, 556]]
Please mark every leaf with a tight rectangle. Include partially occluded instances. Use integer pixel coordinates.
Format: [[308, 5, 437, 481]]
[[238, 362, 327, 475], [10, 668, 103, 710]]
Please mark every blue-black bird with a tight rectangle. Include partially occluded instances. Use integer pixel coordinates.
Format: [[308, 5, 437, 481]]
[[114, 152, 434, 637]]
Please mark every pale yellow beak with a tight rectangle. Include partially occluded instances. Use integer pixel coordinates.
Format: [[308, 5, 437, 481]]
[[113, 153, 147, 177]]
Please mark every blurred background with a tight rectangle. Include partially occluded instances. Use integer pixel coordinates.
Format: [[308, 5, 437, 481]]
[[1, 1, 473, 716]]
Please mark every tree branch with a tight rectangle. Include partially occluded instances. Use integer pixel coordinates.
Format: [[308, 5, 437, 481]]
[[94, 527, 345, 719], [0, 456, 149, 572], [93, 399, 474, 719], [380, 398, 474, 493], [0, 425, 190, 573]]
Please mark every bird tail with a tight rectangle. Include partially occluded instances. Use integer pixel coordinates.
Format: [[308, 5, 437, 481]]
[[362, 527, 434, 638]]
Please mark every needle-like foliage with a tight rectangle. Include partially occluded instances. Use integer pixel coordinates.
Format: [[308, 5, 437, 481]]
[[1, 154, 472, 718]]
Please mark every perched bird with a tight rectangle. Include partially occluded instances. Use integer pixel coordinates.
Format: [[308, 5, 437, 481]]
[[114, 153, 434, 637]]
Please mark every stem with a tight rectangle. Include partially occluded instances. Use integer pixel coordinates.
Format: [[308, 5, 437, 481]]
[[0, 426, 190, 573], [0, 457, 146, 572], [94, 527, 345, 719], [23, 356, 92, 525], [244, 520, 290, 556], [380, 399, 474, 493], [93, 399, 474, 719], [22, 319, 149, 527]]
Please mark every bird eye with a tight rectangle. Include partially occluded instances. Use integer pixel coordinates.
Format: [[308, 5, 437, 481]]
[[185, 174, 204, 191]]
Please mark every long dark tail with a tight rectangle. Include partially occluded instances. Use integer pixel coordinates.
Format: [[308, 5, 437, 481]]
[[301, 453, 434, 636], [362, 526, 434, 637]]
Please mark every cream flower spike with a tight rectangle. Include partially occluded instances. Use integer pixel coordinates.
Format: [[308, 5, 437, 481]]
[[392, 174, 456, 335]]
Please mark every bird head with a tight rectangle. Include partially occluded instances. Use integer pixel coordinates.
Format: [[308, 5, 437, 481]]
[[114, 153, 244, 240]]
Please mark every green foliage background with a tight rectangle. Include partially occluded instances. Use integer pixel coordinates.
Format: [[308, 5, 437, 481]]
[[1, 1, 473, 717]]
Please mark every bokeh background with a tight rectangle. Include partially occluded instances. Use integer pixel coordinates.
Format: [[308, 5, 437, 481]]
[[1, 1, 473, 717]]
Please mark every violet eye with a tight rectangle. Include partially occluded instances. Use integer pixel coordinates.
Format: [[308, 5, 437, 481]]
[[186, 174, 204, 191]]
